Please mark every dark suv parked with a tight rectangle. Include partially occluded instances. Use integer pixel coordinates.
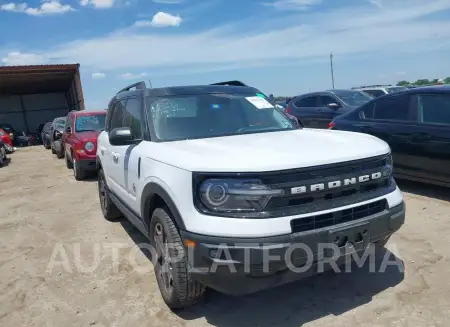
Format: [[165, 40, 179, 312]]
[[286, 90, 373, 129], [329, 85, 450, 187]]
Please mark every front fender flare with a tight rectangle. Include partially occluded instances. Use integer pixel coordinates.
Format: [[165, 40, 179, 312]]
[[141, 182, 186, 231]]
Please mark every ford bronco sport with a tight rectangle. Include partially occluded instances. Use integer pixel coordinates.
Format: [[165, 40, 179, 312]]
[[96, 81, 405, 309]]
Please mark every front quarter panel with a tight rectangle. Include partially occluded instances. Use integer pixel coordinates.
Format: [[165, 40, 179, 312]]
[[139, 147, 193, 231]]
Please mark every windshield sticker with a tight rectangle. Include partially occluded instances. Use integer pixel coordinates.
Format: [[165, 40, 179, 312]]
[[211, 104, 221, 110], [255, 93, 266, 98], [246, 96, 274, 109]]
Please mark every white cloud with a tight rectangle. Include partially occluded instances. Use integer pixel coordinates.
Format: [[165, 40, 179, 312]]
[[263, 0, 322, 11], [396, 71, 406, 76], [0, 1, 73, 15], [152, 0, 183, 3], [92, 72, 106, 79], [7, 0, 450, 73], [80, 0, 114, 9], [1, 52, 47, 65], [120, 72, 147, 80], [135, 12, 182, 27]]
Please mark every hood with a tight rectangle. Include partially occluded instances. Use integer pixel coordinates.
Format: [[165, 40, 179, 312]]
[[145, 129, 390, 172], [75, 130, 102, 141]]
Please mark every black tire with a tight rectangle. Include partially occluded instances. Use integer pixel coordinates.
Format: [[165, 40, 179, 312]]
[[98, 169, 121, 221], [65, 153, 73, 169], [0, 146, 6, 167], [73, 156, 86, 180], [56, 148, 64, 159], [150, 208, 205, 309]]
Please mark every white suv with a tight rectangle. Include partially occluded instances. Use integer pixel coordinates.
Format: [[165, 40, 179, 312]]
[[352, 85, 408, 97], [96, 81, 405, 308]]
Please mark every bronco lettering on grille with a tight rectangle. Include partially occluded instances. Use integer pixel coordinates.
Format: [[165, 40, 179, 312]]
[[290, 172, 383, 195]]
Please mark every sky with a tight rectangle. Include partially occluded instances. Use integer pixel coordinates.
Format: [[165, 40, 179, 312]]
[[1, 0, 450, 109]]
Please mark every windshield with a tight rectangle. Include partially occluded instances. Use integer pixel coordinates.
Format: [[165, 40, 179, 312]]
[[386, 86, 407, 94], [146, 92, 295, 141], [332, 90, 373, 106], [75, 114, 106, 132], [54, 118, 66, 129]]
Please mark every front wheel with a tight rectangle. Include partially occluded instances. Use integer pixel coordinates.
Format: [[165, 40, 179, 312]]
[[0, 146, 6, 167], [73, 157, 86, 180], [44, 139, 51, 149], [150, 208, 205, 309], [65, 154, 73, 169]]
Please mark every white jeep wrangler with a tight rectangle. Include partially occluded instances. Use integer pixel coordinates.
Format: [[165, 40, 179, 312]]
[[96, 81, 405, 308]]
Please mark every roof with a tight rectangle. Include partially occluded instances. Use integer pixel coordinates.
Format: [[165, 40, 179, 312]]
[[0, 64, 80, 95], [405, 85, 450, 93], [115, 84, 260, 100]]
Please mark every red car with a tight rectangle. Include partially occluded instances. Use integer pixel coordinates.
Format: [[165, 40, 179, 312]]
[[61, 110, 107, 180], [0, 128, 14, 152]]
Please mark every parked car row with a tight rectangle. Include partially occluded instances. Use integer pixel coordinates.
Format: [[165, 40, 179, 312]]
[[286, 84, 450, 188], [42, 110, 107, 180]]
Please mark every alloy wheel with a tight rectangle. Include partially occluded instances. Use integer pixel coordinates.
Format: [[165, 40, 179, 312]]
[[98, 174, 108, 213], [154, 223, 173, 292]]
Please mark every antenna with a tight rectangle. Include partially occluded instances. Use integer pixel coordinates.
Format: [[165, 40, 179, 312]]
[[148, 79, 153, 89]]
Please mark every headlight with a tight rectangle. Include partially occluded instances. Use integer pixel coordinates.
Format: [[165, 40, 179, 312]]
[[84, 141, 95, 151], [198, 179, 284, 213], [386, 153, 393, 168]]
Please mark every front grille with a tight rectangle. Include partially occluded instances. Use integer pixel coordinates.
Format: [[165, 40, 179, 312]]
[[257, 155, 395, 218], [291, 199, 387, 233]]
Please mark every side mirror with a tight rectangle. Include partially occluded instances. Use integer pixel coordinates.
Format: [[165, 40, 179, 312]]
[[55, 130, 62, 139], [66, 127, 72, 134], [109, 127, 134, 146], [327, 102, 341, 109]]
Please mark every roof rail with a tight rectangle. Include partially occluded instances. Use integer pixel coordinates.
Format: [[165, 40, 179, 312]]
[[210, 80, 249, 87], [117, 81, 147, 95], [351, 84, 392, 89]]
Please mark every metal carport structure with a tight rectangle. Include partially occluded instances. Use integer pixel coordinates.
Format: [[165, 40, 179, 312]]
[[0, 64, 85, 134]]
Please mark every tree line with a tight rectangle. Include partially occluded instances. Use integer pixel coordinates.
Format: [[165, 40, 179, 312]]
[[397, 77, 450, 86]]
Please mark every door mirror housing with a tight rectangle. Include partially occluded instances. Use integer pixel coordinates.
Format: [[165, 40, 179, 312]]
[[54, 130, 62, 139], [109, 127, 134, 146], [327, 102, 341, 109], [66, 126, 72, 134]]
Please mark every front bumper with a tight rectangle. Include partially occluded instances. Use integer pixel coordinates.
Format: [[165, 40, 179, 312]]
[[180, 201, 405, 296], [76, 158, 97, 171]]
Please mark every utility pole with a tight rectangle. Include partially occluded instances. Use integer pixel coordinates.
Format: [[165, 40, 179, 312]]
[[330, 53, 335, 89]]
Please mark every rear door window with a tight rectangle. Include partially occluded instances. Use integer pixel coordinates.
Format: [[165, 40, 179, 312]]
[[295, 96, 318, 107], [418, 94, 450, 125], [318, 95, 338, 106], [373, 95, 412, 121]]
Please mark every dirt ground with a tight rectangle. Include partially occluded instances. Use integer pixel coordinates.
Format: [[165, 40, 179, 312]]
[[1, 146, 450, 327]]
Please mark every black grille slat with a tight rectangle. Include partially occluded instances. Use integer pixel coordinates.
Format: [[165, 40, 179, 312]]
[[291, 199, 387, 233]]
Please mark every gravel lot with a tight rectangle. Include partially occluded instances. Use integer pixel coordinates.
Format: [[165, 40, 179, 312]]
[[1, 146, 450, 327]]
